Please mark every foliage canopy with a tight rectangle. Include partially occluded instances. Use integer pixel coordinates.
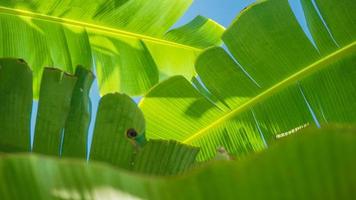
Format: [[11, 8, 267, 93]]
[[0, 0, 355, 199]]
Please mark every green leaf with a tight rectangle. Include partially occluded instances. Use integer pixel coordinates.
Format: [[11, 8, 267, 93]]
[[0, 0, 225, 97], [0, 58, 32, 152], [62, 67, 94, 158], [0, 57, 198, 174], [88, 93, 200, 173], [133, 140, 199, 175], [89, 93, 145, 169], [0, 126, 355, 199], [140, 0, 356, 160], [33, 68, 77, 156], [164, 15, 225, 49], [301, 0, 356, 53]]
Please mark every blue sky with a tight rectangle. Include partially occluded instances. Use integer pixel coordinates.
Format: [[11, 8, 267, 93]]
[[173, 0, 256, 28]]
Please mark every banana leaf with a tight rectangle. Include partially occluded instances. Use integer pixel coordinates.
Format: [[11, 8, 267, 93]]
[[140, 0, 356, 160], [0, 0, 224, 97], [0, 58, 199, 175], [0, 126, 355, 200]]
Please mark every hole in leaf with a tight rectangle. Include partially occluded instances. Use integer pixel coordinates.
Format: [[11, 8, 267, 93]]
[[126, 128, 138, 139]]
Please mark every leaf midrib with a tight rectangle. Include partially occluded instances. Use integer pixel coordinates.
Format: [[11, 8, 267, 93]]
[[0, 6, 201, 51], [184, 41, 356, 143]]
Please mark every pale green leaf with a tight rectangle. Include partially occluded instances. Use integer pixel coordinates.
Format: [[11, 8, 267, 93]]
[[164, 15, 225, 49], [0, 0, 225, 97]]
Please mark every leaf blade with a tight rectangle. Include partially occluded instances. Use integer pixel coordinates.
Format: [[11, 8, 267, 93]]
[[140, 0, 356, 160], [0, 1, 224, 97], [0, 58, 32, 152], [1, 126, 356, 200]]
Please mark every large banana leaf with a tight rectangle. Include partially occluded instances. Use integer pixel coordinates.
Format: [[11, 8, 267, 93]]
[[0, 126, 355, 199], [0, 0, 224, 97], [0, 58, 199, 175], [140, 0, 356, 160]]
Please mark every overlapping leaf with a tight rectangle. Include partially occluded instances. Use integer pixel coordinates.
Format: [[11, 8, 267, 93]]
[[0, 0, 225, 97], [140, 0, 356, 160], [0, 58, 199, 175], [0, 126, 355, 199]]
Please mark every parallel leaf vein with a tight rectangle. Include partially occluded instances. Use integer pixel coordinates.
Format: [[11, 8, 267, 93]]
[[0, 6, 202, 51], [184, 41, 356, 143]]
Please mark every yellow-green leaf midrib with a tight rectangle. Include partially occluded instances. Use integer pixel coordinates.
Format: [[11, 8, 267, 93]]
[[183, 41, 356, 143], [0, 6, 202, 51]]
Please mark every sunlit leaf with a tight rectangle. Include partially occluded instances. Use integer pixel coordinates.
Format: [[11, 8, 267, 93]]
[[140, 0, 356, 160], [0, 0, 224, 97]]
